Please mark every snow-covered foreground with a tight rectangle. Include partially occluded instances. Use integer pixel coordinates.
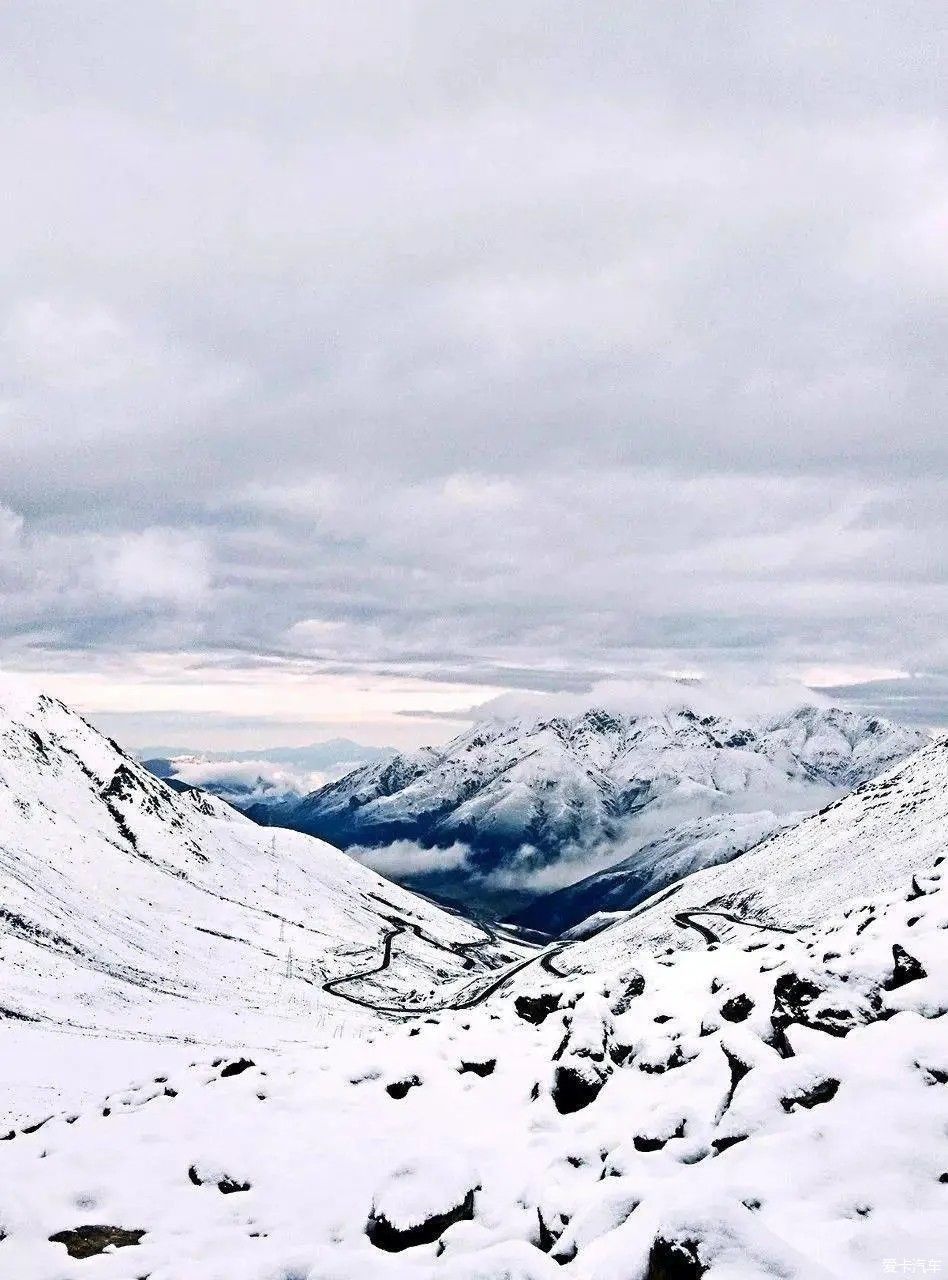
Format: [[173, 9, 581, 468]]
[[1, 829, 945, 1277], [1, 702, 947, 1277]]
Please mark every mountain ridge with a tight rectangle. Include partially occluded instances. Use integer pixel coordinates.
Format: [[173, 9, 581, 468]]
[[259, 704, 926, 914]]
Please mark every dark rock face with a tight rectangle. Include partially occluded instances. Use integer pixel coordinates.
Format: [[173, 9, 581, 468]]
[[646, 1236, 707, 1279], [633, 1116, 686, 1154], [514, 992, 561, 1025], [720, 1045, 752, 1112], [719, 993, 754, 1023], [535, 1206, 559, 1252], [220, 1057, 255, 1078], [552, 1064, 606, 1114], [218, 1176, 251, 1194], [781, 1078, 840, 1113], [770, 971, 826, 1055], [459, 1059, 496, 1077], [386, 1075, 421, 1099], [366, 1189, 476, 1252], [712, 1133, 748, 1154], [610, 971, 646, 1014], [884, 944, 927, 990], [639, 1044, 689, 1074], [49, 1226, 145, 1259]]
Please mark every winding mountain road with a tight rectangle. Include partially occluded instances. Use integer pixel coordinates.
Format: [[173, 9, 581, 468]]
[[674, 908, 799, 947], [324, 903, 800, 1015], [323, 918, 562, 1015]]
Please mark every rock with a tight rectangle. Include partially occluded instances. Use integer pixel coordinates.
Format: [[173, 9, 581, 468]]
[[611, 971, 646, 1014], [218, 1176, 251, 1194], [712, 1133, 748, 1154], [633, 1119, 685, 1152], [770, 972, 825, 1055], [220, 1057, 255, 1078], [884, 944, 927, 991], [720, 1044, 752, 1113], [386, 1075, 421, 1099], [552, 1063, 606, 1114], [646, 1236, 706, 1279], [514, 992, 561, 1025], [535, 1206, 559, 1252], [366, 1189, 476, 1252], [49, 1226, 145, 1259], [458, 1059, 496, 1077], [780, 1078, 840, 1113], [719, 993, 753, 1023]]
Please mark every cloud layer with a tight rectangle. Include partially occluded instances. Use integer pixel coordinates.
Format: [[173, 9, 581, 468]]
[[1, 4, 945, 738]]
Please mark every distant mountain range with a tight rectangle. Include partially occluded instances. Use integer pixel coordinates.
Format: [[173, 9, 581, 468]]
[[241, 705, 925, 921]]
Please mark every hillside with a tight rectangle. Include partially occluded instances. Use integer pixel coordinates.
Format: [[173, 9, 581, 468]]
[[565, 734, 948, 962], [513, 809, 799, 935], [0, 680, 531, 1048]]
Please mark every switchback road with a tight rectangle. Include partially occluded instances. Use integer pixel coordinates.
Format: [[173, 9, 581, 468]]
[[323, 918, 563, 1016]]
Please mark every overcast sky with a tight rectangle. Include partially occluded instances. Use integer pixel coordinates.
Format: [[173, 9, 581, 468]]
[[1, 3, 946, 748]]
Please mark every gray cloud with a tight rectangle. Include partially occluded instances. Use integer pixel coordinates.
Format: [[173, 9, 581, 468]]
[[1, 4, 945, 737]]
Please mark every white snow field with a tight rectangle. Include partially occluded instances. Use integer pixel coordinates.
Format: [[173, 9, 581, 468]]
[[1, 680, 946, 1278]]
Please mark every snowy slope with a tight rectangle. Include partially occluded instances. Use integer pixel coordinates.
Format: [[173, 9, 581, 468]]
[[515, 809, 799, 935], [566, 735, 948, 962], [274, 706, 924, 914], [0, 680, 531, 1046], [1, 734, 945, 1278]]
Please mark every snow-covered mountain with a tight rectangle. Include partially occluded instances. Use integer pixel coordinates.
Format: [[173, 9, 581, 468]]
[[0, 680, 530, 1044], [2, 722, 945, 1278], [270, 706, 925, 914]]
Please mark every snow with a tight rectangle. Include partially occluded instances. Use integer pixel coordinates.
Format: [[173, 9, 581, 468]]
[[0, 683, 946, 1278]]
